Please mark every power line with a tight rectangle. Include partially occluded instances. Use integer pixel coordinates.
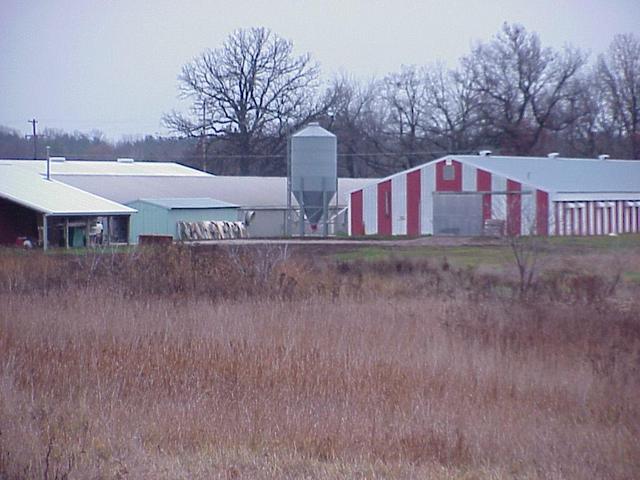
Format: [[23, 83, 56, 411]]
[[337, 149, 476, 158], [178, 149, 475, 159]]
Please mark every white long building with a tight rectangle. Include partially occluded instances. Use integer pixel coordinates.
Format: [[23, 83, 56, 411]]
[[0, 159, 375, 238]]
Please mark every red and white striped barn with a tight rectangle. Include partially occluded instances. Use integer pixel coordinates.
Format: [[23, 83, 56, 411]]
[[348, 154, 640, 237]]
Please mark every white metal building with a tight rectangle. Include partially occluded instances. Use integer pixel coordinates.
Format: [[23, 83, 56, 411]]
[[1, 159, 375, 237], [349, 154, 640, 237]]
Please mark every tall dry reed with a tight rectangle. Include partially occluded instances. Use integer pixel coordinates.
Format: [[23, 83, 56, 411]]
[[0, 247, 639, 478]]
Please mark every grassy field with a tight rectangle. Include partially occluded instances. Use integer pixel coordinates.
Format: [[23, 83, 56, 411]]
[[1, 240, 639, 479], [333, 235, 640, 282]]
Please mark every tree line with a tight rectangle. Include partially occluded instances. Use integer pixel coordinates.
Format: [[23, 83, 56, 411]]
[[0, 127, 197, 166], [3, 23, 639, 177], [164, 23, 639, 176]]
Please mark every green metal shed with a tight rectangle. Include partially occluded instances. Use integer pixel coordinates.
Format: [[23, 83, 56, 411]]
[[127, 198, 239, 243]]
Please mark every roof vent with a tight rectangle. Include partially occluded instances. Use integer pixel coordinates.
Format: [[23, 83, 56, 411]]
[[478, 150, 492, 156], [598, 154, 610, 161], [117, 157, 135, 163], [50, 156, 66, 162], [308, 121, 320, 126], [547, 152, 559, 158]]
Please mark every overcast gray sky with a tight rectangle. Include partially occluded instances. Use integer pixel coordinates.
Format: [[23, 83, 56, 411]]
[[1, 0, 639, 140]]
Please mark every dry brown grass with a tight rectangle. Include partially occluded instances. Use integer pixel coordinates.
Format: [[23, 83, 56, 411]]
[[1, 246, 639, 479]]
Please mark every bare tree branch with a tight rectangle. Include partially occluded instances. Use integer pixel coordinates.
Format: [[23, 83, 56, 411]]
[[163, 27, 320, 174]]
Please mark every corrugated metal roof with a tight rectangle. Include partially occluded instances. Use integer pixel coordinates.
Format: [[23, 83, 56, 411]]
[[292, 122, 336, 138], [0, 165, 136, 215], [0, 159, 209, 176], [133, 197, 238, 209], [454, 155, 640, 193], [51, 175, 375, 208]]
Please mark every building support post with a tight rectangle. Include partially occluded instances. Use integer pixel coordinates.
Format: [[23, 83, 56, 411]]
[[323, 190, 329, 237], [64, 218, 69, 249], [285, 134, 292, 237], [335, 176, 339, 236], [85, 217, 91, 248], [298, 175, 304, 238], [42, 214, 48, 251], [299, 206, 305, 237]]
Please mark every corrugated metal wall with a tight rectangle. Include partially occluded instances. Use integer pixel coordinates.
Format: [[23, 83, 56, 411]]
[[462, 163, 476, 191], [420, 165, 435, 235], [350, 190, 364, 235], [362, 184, 378, 235], [406, 170, 421, 236], [551, 200, 640, 236], [491, 175, 507, 223], [506, 180, 521, 236], [391, 175, 407, 235], [477, 169, 492, 222], [128, 201, 169, 242], [377, 180, 392, 236]]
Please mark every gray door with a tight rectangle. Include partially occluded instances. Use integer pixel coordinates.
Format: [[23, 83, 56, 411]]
[[433, 193, 483, 235]]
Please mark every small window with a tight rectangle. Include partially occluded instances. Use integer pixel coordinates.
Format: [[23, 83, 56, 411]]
[[443, 164, 455, 181]]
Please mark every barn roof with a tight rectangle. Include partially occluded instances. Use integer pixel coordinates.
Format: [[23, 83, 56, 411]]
[[0, 164, 136, 216], [0, 159, 208, 177], [132, 197, 238, 209], [453, 155, 640, 193], [49, 175, 375, 209]]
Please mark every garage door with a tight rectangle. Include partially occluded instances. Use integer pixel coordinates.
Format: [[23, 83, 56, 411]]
[[433, 193, 483, 235]]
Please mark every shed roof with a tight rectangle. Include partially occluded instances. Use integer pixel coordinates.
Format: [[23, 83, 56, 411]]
[[51, 175, 375, 208], [133, 197, 238, 209], [0, 159, 208, 177], [0, 165, 136, 216]]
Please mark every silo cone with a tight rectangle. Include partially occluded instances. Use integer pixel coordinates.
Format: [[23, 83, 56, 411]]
[[294, 190, 335, 232]]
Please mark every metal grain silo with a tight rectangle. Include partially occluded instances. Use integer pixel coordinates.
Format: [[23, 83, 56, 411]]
[[289, 122, 337, 236]]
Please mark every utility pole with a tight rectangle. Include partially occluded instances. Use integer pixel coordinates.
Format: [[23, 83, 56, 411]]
[[28, 118, 38, 159]]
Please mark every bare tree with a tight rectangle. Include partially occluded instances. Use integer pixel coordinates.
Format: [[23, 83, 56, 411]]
[[381, 66, 427, 168], [509, 233, 546, 297], [553, 70, 615, 158], [322, 75, 391, 176], [463, 23, 586, 155], [597, 33, 640, 159], [422, 62, 481, 152], [163, 27, 320, 174], [506, 195, 547, 297]]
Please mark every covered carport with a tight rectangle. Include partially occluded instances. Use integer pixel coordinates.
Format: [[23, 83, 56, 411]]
[[0, 164, 135, 249]]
